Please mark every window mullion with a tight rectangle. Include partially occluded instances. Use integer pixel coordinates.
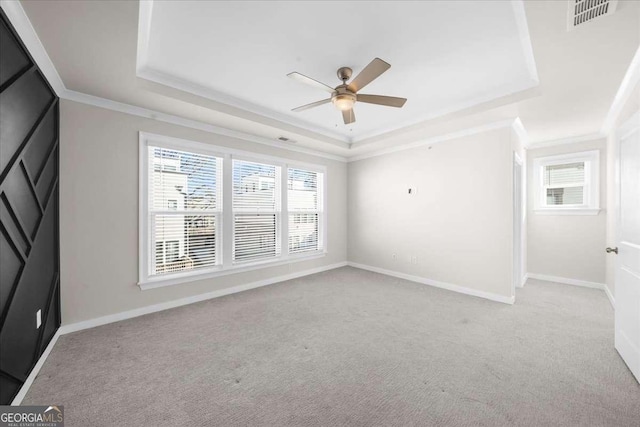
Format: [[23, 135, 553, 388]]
[[149, 212, 156, 277], [222, 154, 233, 269], [282, 166, 289, 257]]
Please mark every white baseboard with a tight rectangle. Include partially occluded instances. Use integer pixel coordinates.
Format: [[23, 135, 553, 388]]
[[60, 261, 348, 335], [11, 261, 347, 404], [11, 330, 62, 406], [347, 262, 514, 304], [527, 273, 606, 290], [604, 285, 615, 309], [518, 273, 528, 288]]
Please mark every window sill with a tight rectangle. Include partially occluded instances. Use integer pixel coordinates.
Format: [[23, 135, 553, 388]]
[[138, 251, 327, 290], [533, 208, 601, 216]]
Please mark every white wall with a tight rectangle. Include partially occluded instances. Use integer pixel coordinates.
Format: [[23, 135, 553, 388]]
[[59, 100, 347, 324], [526, 139, 607, 284], [348, 126, 520, 301]]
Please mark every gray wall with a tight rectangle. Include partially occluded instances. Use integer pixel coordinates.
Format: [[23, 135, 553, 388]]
[[59, 100, 348, 324], [348, 127, 518, 300], [526, 139, 607, 284]]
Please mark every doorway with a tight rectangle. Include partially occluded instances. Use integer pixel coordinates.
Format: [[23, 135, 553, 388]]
[[513, 152, 524, 297]]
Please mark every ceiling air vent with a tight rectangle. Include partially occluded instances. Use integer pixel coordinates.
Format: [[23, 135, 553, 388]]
[[277, 136, 296, 143], [567, 0, 618, 31]]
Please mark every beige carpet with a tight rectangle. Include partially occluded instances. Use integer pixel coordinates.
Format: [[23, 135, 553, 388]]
[[23, 267, 640, 426]]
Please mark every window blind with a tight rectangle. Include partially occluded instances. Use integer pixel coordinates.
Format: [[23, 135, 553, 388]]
[[148, 146, 222, 276], [232, 159, 281, 262], [544, 162, 585, 206], [288, 168, 321, 254]]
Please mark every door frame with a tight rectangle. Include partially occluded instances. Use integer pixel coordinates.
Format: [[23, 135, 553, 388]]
[[513, 152, 525, 295]]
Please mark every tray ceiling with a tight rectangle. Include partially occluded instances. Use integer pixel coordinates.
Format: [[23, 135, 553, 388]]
[[137, 0, 539, 143]]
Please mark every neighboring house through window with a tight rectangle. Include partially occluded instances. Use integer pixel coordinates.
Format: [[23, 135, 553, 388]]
[[288, 168, 322, 254], [533, 150, 600, 215], [139, 133, 327, 288]]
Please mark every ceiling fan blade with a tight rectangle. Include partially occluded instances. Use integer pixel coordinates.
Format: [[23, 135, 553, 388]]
[[342, 108, 355, 125], [347, 58, 391, 92], [357, 94, 407, 108], [292, 98, 332, 112], [287, 72, 335, 94]]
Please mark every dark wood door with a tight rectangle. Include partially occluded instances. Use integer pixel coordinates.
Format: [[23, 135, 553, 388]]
[[0, 9, 60, 404]]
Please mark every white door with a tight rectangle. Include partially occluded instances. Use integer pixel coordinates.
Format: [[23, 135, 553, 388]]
[[615, 111, 640, 383]]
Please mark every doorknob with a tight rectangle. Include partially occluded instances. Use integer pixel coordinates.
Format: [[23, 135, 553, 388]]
[[606, 247, 618, 254]]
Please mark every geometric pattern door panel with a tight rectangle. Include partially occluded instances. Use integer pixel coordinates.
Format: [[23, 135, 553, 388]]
[[0, 9, 60, 404]]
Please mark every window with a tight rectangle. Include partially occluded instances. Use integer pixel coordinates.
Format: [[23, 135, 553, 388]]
[[533, 150, 600, 215], [146, 145, 223, 277], [233, 160, 281, 262], [288, 168, 323, 254], [140, 133, 327, 288]]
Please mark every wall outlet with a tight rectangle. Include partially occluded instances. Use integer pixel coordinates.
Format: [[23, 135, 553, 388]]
[[411, 256, 418, 265], [36, 309, 42, 329], [392, 253, 397, 260]]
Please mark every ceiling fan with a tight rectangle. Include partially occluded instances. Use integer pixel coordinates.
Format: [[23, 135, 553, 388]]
[[287, 58, 407, 125]]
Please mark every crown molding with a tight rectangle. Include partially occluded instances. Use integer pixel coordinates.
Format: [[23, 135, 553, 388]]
[[0, 0, 65, 95], [137, 66, 352, 146], [62, 90, 348, 162], [347, 118, 526, 162], [601, 45, 640, 134], [526, 132, 606, 150]]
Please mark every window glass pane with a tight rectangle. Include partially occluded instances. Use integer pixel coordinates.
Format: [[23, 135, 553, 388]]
[[289, 213, 318, 253], [233, 160, 278, 211], [152, 214, 217, 274], [232, 160, 280, 262], [234, 214, 277, 262], [546, 187, 584, 205], [288, 168, 318, 211], [288, 168, 320, 253], [149, 146, 222, 211], [148, 145, 221, 277], [544, 162, 584, 186]]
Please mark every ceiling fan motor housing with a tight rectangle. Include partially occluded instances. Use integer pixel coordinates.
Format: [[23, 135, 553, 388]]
[[337, 67, 353, 82]]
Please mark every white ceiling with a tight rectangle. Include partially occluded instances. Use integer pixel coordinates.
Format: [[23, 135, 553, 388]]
[[139, 0, 538, 143]]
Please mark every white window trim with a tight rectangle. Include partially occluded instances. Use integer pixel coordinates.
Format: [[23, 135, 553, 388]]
[[139, 132, 328, 290], [532, 150, 600, 215]]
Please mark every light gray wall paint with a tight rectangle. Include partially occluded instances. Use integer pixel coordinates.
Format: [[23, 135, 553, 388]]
[[526, 139, 607, 284], [59, 100, 347, 324], [348, 127, 517, 299]]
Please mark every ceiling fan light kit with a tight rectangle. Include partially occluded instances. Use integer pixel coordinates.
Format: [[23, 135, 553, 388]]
[[332, 91, 356, 111], [288, 58, 407, 125]]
